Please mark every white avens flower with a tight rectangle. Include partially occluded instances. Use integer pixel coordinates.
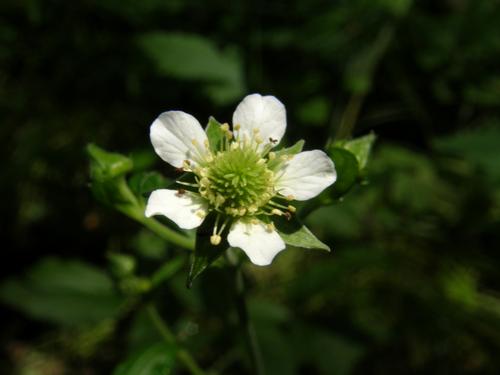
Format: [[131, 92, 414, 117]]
[[145, 94, 337, 266]]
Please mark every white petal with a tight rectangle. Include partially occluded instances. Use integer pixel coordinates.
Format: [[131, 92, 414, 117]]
[[227, 220, 286, 266], [276, 150, 337, 201], [150, 111, 209, 168], [232, 94, 286, 147], [145, 189, 207, 230]]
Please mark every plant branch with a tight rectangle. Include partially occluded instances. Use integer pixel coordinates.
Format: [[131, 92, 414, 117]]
[[146, 304, 207, 375]]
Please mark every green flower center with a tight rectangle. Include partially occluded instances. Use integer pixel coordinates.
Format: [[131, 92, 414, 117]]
[[198, 146, 274, 217]]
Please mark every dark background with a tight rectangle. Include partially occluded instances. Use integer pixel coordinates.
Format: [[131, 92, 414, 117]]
[[1, 0, 500, 374]]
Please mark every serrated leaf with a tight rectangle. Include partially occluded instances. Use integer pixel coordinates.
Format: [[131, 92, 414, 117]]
[[336, 133, 376, 170], [205, 116, 225, 152], [274, 216, 330, 252], [113, 343, 175, 375], [0, 258, 122, 327], [328, 147, 359, 198], [187, 215, 228, 288]]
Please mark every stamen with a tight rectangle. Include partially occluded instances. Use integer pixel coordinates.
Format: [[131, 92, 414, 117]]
[[196, 210, 207, 219], [271, 208, 283, 216], [287, 205, 296, 213], [266, 222, 275, 232], [210, 234, 221, 245], [268, 152, 276, 160]]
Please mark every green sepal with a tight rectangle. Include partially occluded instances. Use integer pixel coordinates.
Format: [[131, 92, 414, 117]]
[[274, 216, 330, 252], [268, 140, 304, 169], [187, 214, 229, 288], [205, 116, 225, 152], [128, 171, 171, 197], [87, 143, 133, 181], [335, 132, 376, 171], [327, 147, 359, 198], [275, 139, 304, 157]]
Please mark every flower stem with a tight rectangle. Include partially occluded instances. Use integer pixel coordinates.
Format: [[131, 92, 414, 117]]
[[146, 304, 207, 375], [120, 205, 195, 251], [234, 267, 265, 375]]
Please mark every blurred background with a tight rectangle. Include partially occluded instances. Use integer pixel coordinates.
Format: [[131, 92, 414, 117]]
[[1, 0, 500, 374]]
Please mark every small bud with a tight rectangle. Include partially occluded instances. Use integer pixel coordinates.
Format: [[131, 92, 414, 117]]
[[210, 234, 222, 246]]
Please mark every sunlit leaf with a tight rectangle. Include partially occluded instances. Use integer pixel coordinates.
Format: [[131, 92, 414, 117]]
[[275, 216, 330, 252]]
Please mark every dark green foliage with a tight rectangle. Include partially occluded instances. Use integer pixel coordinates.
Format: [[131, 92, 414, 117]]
[[1, 0, 500, 374]]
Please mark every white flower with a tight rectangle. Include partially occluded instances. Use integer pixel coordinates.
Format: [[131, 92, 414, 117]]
[[146, 94, 337, 266]]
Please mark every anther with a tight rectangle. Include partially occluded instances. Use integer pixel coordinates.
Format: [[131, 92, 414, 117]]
[[287, 205, 296, 213], [266, 222, 275, 232], [221, 123, 230, 132], [286, 195, 295, 201], [271, 208, 283, 216], [210, 234, 222, 246], [268, 152, 276, 160], [257, 158, 266, 166], [196, 210, 207, 219], [234, 124, 241, 131]]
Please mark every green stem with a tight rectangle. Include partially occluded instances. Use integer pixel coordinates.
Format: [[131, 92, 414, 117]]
[[146, 304, 207, 375], [120, 205, 195, 251], [234, 267, 265, 375]]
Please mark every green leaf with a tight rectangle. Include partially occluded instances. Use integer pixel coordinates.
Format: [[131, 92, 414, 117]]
[[151, 257, 185, 287], [129, 171, 171, 197], [87, 144, 137, 208], [336, 133, 376, 170], [0, 258, 122, 327], [187, 215, 228, 288], [328, 147, 359, 198], [137, 32, 244, 104], [87, 143, 133, 182], [113, 343, 175, 375], [274, 216, 330, 252], [205, 116, 225, 152]]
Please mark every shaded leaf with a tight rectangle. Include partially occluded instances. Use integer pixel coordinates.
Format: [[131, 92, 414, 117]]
[[137, 32, 244, 104], [336, 132, 376, 170], [274, 216, 330, 251], [0, 258, 122, 327], [87, 143, 133, 182], [187, 215, 229, 288], [113, 343, 175, 375], [328, 147, 359, 197], [129, 171, 171, 197]]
